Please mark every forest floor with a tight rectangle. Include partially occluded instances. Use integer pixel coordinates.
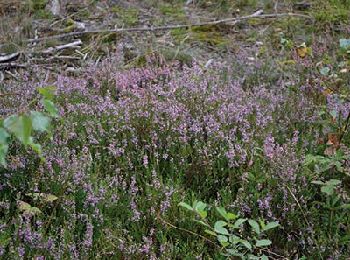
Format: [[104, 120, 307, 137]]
[[1, 0, 350, 259]]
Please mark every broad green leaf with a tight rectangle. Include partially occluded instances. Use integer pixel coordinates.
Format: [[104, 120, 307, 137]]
[[321, 185, 334, 196], [194, 201, 207, 211], [340, 39, 350, 49], [18, 201, 42, 216], [0, 230, 11, 247], [194, 201, 207, 218], [197, 210, 207, 219], [217, 235, 228, 242], [30, 111, 51, 132], [340, 204, 350, 210], [4, 115, 32, 145], [214, 220, 229, 235], [326, 179, 341, 186], [256, 239, 272, 247], [38, 86, 56, 100], [28, 207, 42, 215], [178, 202, 193, 211], [330, 110, 338, 119], [248, 219, 260, 234], [240, 240, 252, 250], [216, 207, 237, 221], [41, 99, 59, 117], [22, 116, 33, 145], [229, 234, 241, 244], [217, 235, 229, 246], [334, 161, 344, 173], [4, 115, 17, 129], [340, 234, 350, 243], [233, 218, 247, 229], [262, 221, 280, 231], [216, 207, 228, 220], [320, 67, 330, 76], [0, 128, 9, 144], [30, 143, 42, 155], [40, 193, 58, 202], [226, 249, 243, 257], [26, 193, 58, 203], [0, 143, 8, 166], [18, 200, 32, 211], [226, 212, 237, 220]]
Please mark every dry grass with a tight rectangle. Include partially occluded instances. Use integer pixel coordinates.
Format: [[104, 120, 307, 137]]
[[0, 0, 22, 15]]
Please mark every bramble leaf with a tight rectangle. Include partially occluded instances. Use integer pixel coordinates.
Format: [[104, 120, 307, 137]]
[[41, 99, 59, 117], [4, 115, 32, 145], [26, 193, 58, 203], [18, 201, 42, 216], [240, 240, 252, 250], [38, 86, 56, 100], [0, 128, 9, 144], [31, 111, 51, 132], [216, 207, 237, 221], [0, 143, 9, 166], [256, 239, 272, 247], [248, 219, 260, 235], [214, 220, 229, 235], [262, 221, 280, 231], [179, 202, 193, 211], [233, 218, 247, 229], [340, 39, 350, 49]]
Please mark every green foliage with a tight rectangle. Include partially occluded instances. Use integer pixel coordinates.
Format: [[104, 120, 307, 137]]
[[30, 0, 48, 10], [312, 179, 341, 196], [2, 0, 350, 258], [17, 200, 42, 216], [304, 153, 345, 174], [0, 86, 58, 167], [111, 6, 139, 26], [305, 150, 350, 254], [179, 201, 279, 259], [340, 39, 350, 49]]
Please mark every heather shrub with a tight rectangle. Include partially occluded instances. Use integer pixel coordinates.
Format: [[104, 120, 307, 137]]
[[0, 52, 349, 259]]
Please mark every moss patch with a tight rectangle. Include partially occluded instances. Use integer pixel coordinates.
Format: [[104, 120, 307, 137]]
[[111, 6, 139, 26], [159, 3, 186, 21]]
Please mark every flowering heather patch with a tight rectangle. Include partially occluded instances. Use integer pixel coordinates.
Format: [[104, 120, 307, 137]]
[[0, 51, 350, 259]]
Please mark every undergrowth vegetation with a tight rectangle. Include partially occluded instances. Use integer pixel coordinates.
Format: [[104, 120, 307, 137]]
[[1, 0, 350, 259], [1, 44, 350, 258]]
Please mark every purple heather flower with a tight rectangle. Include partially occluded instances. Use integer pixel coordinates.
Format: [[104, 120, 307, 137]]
[[18, 247, 25, 257]]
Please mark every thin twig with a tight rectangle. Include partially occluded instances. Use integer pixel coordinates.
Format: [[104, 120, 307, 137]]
[[26, 12, 313, 43], [339, 111, 350, 143], [286, 186, 322, 258], [0, 92, 21, 97], [0, 63, 27, 70], [156, 213, 218, 247], [274, 0, 279, 13], [286, 186, 310, 226], [261, 248, 287, 259]]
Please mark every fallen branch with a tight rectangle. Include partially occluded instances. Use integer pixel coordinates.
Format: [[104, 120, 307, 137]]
[[27, 12, 313, 43], [41, 39, 82, 54], [0, 63, 27, 70], [0, 53, 20, 63], [31, 55, 81, 62]]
